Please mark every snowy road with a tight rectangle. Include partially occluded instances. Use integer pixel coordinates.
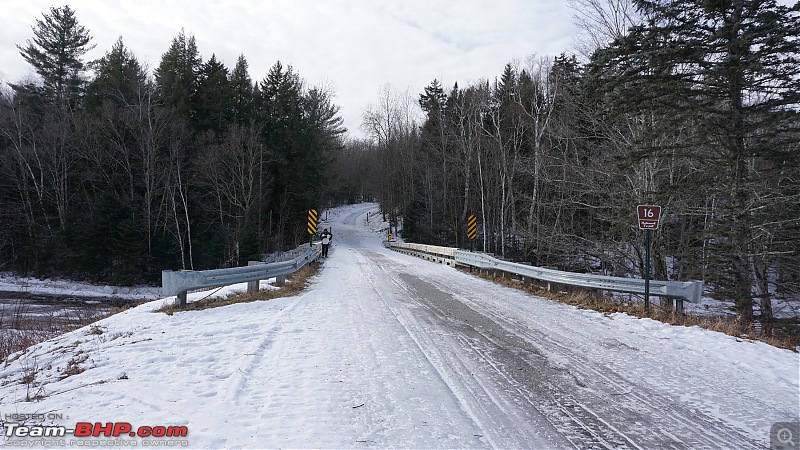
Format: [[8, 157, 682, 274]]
[[0, 203, 797, 449]]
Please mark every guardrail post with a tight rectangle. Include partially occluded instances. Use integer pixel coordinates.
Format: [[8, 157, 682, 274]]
[[177, 291, 187, 307], [247, 280, 258, 293], [247, 261, 265, 293], [276, 275, 286, 287]]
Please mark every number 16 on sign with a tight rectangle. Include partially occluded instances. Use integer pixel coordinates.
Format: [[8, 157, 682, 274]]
[[637, 205, 662, 310]]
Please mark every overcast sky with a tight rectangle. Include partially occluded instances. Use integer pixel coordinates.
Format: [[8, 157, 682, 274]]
[[1, 0, 581, 138]]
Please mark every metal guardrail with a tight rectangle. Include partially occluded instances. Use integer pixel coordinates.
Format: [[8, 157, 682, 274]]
[[390, 242, 457, 266], [162, 243, 321, 306], [390, 243, 702, 304], [392, 242, 457, 258]]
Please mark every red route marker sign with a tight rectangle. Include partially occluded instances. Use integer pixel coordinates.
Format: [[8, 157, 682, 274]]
[[637, 205, 662, 230]]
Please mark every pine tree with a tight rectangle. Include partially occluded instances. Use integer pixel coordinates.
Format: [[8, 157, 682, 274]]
[[155, 29, 201, 120], [256, 61, 308, 246], [254, 61, 346, 247], [229, 54, 254, 125], [85, 37, 147, 110], [15, 5, 95, 108], [419, 78, 447, 117], [195, 54, 231, 137]]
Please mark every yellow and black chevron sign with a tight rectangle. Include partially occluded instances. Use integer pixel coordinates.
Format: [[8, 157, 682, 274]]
[[467, 214, 477, 240], [307, 209, 318, 235]]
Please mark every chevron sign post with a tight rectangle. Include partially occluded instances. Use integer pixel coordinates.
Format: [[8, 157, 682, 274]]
[[467, 215, 477, 240], [308, 209, 318, 247], [467, 214, 478, 252]]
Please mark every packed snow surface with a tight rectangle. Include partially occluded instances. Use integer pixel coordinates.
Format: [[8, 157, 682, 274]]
[[0, 203, 797, 449]]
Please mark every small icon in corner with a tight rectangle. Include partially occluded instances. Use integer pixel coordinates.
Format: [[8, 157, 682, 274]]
[[772, 422, 800, 450]]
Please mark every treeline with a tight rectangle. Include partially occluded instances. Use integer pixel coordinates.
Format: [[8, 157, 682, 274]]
[[0, 6, 345, 284], [344, 0, 799, 326]]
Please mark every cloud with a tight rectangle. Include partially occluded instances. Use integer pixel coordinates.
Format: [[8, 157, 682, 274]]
[[1, 0, 580, 136]]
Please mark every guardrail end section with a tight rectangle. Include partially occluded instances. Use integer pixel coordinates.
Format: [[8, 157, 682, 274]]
[[688, 280, 703, 304], [161, 269, 179, 297]]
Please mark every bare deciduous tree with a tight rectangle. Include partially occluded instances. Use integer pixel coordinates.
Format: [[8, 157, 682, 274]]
[[568, 0, 641, 58]]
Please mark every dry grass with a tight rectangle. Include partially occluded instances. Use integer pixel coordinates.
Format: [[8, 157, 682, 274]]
[[62, 353, 89, 378], [1, 303, 137, 362], [156, 262, 320, 315], [85, 324, 105, 335], [463, 267, 800, 352]]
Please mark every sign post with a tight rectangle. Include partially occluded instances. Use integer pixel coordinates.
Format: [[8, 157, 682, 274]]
[[645, 229, 651, 310], [467, 214, 477, 252], [308, 209, 318, 247], [637, 205, 662, 310]]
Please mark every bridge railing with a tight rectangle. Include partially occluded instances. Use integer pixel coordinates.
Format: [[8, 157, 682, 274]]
[[162, 243, 321, 307], [389, 242, 702, 304]]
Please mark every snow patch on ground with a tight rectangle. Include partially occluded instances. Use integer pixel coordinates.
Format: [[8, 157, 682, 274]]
[[0, 273, 160, 300]]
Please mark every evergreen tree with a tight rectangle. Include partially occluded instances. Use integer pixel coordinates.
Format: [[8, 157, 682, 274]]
[[419, 78, 447, 117], [497, 63, 517, 100], [85, 37, 147, 110], [155, 29, 201, 120], [15, 5, 95, 108], [80, 37, 158, 282], [195, 54, 231, 137], [229, 54, 254, 125], [255, 61, 346, 247], [301, 84, 346, 201]]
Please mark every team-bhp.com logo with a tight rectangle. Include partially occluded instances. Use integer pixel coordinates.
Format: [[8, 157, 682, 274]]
[[4, 421, 188, 438]]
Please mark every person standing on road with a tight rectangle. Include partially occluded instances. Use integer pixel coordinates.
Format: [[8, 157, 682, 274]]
[[321, 228, 332, 257]]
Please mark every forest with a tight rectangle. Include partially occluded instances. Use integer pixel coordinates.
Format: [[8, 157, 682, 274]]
[[1, 1, 798, 330], [0, 6, 345, 284], [336, 0, 800, 327]]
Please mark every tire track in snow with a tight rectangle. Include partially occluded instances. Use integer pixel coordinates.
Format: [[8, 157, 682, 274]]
[[215, 265, 379, 446], [355, 251, 505, 447], [331, 205, 506, 447], [222, 293, 309, 404], [343, 249, 484, 447], [377, 255, 635, 449], [406, 278, 653, 449], [391, 253, 764, 449], [436, 284, 764, 449], [356, 250, 565, 449]]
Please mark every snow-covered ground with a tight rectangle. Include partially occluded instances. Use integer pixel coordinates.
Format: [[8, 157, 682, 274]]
[[0, 203, 797, 449], [0, 272, 161, 350], [0, 274, 161, 300]]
